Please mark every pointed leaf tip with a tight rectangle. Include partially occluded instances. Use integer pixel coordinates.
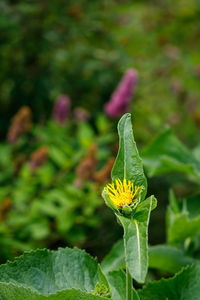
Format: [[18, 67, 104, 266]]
[[112, 113, 147, 201]]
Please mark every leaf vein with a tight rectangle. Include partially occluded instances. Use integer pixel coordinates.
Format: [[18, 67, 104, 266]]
[[134, 219, 141, 277]]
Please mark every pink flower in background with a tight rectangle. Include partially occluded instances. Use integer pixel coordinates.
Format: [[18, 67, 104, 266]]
[[53, 94, 70, 124], [74, 107, 90, 121], [104, 69, 138, 118]]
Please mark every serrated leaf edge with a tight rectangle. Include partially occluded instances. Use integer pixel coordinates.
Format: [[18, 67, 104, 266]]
[[139, 264, 197, 291], [0, 282, 110, 299], [0, 246, 98, 269]]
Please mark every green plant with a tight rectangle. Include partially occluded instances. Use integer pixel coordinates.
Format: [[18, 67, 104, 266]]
[[0, 113, 200, 299], [102, 114, 157, 294]]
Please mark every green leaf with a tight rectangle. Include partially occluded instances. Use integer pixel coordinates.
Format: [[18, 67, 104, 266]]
[[0, 247, 110, 299], [168, 189, 179, 214], [149, 245, 199, 274], [106, 270, 126, 300], [97, 265, 112, 296], [184, 194, 200, 219], [193, 143, 200, 161], [132, 288, 140, 300], [167, 191, 200, 245], [102, 240, 199, 276], [116, 196, 153, 283], [134, 195, 157, 216], [0, 284, 110, 300], [142, 129, 200, 179], [49, 146, 69, 168], [167, 212, 200, 245], [101, 239, 125, 274], [112, 113, 147, 201], [139, 265, 200, 300], [101, 240, 200, 274], [106, 270, 140, 300], [77, 122, 95, 148]]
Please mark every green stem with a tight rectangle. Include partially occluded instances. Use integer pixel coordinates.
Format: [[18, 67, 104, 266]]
[[126, 266, 133, 300]]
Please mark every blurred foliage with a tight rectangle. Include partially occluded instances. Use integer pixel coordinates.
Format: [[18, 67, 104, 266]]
[[142, 129, 200, 188], [0, 0, 200, 263], [0, 107, 199, 262], [1, 0, 200, 144], [0, 113, 121, 262], [111, 0, 200, 146], [0, 0, 126, 135]]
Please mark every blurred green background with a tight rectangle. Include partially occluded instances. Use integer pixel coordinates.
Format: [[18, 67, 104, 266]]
[[0, 0, 200, 263]]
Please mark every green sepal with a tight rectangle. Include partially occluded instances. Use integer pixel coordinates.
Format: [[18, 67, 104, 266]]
[[121, 205, 132, 217], [102, 189, 119, 213]]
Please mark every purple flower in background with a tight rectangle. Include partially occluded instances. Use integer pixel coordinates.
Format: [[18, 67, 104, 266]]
[[53, 94, 70, 124], [74, 107, 90, 121], [104, 69, 138, 118]]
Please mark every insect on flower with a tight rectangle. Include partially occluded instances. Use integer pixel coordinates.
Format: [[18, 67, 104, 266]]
[[105, 178, 140, 209]]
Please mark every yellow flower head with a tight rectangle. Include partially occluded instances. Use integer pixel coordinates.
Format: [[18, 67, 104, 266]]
[[105, 178, 140, 208]]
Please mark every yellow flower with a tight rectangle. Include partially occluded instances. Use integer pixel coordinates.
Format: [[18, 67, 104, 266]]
[[105, 178, 140, 208]]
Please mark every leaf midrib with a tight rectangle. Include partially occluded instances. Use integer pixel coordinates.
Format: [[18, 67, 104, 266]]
[[134, 219, 141, 278]]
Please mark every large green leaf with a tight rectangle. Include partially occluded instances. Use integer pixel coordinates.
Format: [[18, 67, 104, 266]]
[[112, 113, 147, 201], [142, 129, 200, 179], [149, 245, 199, 274], [0, 247, 110, 299], [0, 284, 110, 300], [167, 191, 200, 245], [117, 196, 153, 283], [139, 265, 200, 300]]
